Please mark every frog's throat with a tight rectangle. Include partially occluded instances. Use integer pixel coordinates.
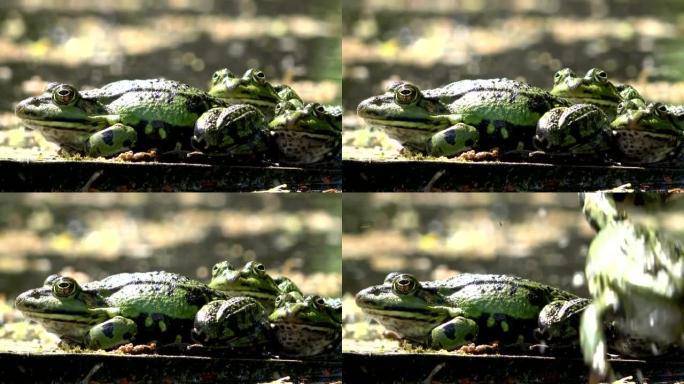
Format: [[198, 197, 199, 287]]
[[361, 307, 452, 322], [20, 115, 120, 131]]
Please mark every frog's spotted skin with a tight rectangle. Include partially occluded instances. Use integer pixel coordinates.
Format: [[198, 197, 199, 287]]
[[208, 261, 301, 313], [357, 79, 568, 157], [269, 102, 342, 164], [356, 272, 588, 351], [580, 193, 684, 377], [191, 296, 270, 349], [191, 104, 270, 157], [14, 272, 223, 350], [269, 292, 342, 357], [610, 101, 684, 164], [15, 80, 223, 157], [534, 103, 612, 156]]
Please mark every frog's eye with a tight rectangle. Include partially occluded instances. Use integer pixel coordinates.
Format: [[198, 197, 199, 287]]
[[593, 70, 608, 83], [52, 84, 79, 106], [52, 277, 78, 298], [251, 262, 266, 276], [394, 84, 420, 105], [656, 103, 669, 114], [617, 102, 626, 113], [313, 296, 326, 308], [251, 70, 267, 84], [393, 274, 418, 295], [311, 103, 326, 116]]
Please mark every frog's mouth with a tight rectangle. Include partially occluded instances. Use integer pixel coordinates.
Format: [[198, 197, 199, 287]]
[[359, 117, 448, 132], [18, 117, 112, 132]]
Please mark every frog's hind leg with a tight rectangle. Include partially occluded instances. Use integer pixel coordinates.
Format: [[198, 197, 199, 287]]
[[87, 315, 138, 350], [427, 124, 480, 157], [429, 316, 478, 350], [85, 123, 138, 157]]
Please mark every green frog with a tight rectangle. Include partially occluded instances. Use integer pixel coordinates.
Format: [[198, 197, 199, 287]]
[[269, 292, 342, 357], [208, 68, 302, 119], [208, 261, 301, 313], [610, 101, 684, 164], [191, 104, 270, 157], [355, 272, 589, 351], [269, 102, 342, 164], [356, 78, 569, 157], [549, 68, 623, 119], [580, 192, 684, 378], [15, 79, 224, 157], [191, 296, 270, 349], [14, 271, 226, 350]]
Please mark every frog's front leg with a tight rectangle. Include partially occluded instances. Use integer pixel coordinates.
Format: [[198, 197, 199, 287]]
[[85, 123, 138, 157], [427, 123, 480, 157], [87, 315, 138, 350], [430, 316, 478, 350]]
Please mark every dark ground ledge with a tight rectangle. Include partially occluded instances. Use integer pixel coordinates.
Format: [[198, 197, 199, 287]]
[[342, 159, 684, 192], [343, 352, 684, 383], [0, 159, 341, 192], [0, 352, 341, 383]]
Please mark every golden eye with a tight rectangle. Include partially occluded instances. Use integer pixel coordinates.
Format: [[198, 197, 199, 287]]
[[52, 84, 78, 106], [394, 84, 420, 105], [52, 277, 78, 298], [393, 274, 418, 294]]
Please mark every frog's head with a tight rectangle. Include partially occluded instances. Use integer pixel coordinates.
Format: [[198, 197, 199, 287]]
[[14, 274, 109, 344], [551, 68, 621, 107], [208, 261, 280, 302], [355, 273, 452, 343], [357, 81, 453, 136], [616, 84, 643, 102], [208, 68, 281, 108], [270, 294, 340, 327], [610, 102, 684, 163], [269, 293, 341, 356], [14, 83, 110, 148], [269, 103, 342, 136]]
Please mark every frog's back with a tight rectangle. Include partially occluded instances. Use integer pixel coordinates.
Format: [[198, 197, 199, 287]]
[[427, 79, 566, 150], [434, 273, 577, 316]]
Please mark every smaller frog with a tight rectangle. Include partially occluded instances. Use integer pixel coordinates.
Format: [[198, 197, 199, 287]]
[[191, 296, 270, 350], [269, 102, 342, 164], [356, 272, 588, 351], [580, 192, 684, 378], [269, 292, 342, 357], [208, 261, 301, 313], [208, 68, 302, 120], [610, 101, 684, 164]]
